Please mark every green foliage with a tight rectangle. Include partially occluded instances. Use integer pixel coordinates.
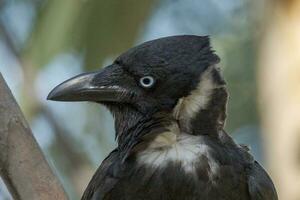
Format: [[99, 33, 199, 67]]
[[23, 0, 156, 70]]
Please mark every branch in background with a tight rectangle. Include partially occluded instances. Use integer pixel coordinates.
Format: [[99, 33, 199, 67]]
[[41, 107, 94, 196], [0, 73, 68, 200], [0, 14, 93, 197], [0, 20, 20, 58]]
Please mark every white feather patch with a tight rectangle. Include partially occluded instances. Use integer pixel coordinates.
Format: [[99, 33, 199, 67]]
[[173, 66, 220, 131], [137, 127, 218, 173]]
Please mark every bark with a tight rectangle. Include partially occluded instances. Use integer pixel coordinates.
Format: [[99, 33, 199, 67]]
[[258, 1, 300, 200], [0, 73, 68, 200]]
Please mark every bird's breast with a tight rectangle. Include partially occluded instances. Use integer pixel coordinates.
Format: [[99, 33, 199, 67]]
[[137, 132, 219, 173]]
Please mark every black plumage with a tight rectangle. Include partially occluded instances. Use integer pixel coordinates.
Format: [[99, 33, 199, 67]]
[[48, 35, 277, 200]]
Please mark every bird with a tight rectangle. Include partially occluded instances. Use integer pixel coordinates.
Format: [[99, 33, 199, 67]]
[[47, 35, 278, 200]]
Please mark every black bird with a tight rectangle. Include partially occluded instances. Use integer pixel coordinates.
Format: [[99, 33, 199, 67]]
[[48, 35, 277, 200]]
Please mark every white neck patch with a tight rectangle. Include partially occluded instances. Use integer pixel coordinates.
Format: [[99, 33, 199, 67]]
[[173, 67, 219, 131], [137, 129, 218, 173]]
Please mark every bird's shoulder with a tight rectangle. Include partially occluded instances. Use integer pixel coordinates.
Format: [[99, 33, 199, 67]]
[[81, 149, 121, 200], [247, 161, 278, 200], [218, 130, 278, 199]]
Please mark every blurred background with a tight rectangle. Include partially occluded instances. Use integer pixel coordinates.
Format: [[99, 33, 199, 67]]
[[0, 0, 299, 199]]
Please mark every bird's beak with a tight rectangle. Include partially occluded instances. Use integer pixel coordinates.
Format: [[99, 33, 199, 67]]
[[47, 66, 130, 102]]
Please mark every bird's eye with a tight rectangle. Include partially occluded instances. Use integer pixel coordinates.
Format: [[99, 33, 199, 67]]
[[139, 76, 155, 88]]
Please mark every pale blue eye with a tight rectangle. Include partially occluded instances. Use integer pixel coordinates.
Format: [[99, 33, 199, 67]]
[[140, 76, 155, 88]]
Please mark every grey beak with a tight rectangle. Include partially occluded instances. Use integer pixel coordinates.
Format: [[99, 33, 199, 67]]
[[47, 68, 128, 102]]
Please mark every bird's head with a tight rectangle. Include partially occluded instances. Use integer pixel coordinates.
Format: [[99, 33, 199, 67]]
[[48, 35, 226, 136]]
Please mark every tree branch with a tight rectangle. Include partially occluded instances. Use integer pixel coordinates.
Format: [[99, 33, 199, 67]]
[[0, 73, 68, 200]]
